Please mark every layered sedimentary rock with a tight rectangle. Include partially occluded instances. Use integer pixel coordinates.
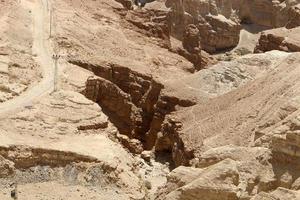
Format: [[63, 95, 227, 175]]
[[2, 0, 300, 198], [116, 8, 171, 48], [158, 143, 300, 200], [155, 52, 300, 200], [81, 62, 164, 142], [197, 14, 241, 53], [153, 51, 291, 166], [166, 0, 300, 52]]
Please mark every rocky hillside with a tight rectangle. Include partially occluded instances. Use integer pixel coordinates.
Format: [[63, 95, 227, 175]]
[[0, 0, 300, 199]]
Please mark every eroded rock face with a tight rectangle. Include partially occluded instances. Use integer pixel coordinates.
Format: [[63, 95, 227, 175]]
[[82, 62, 164, 146], [255, 27, 300, 53], [116, 8, 171, 48], [115, 0, 134, 10], [171, 24, 217, 70], [166, 0, 300, 52], [182, 24, 201, 53], [154, 52, 300, 200], [0, 156, 15, 178], [2, 0, 300, 198], [198, 14, 241, 53], [5, 91, 109, 137], [154, 51, 290, 166]]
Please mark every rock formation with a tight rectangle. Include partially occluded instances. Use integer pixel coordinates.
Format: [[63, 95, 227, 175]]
[[171, 24, 217, 70], [166, 0, 300, 52], [0, 156, 15, 178], [255, 27, 300, 53], [0, 0, 300, 199]]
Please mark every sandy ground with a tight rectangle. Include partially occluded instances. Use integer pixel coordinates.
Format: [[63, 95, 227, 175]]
[[0, 0, 54, 115], [235, 24, 269, 51]]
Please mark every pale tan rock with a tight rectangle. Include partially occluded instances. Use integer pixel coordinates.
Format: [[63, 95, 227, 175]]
[[155, 51, 291, 166], [0, 156, 15, 178], [141, 150, 153, 162], [291, 177, 300, 190], [251, 187, 300, 200], [279, 171, 293, 189], [163, 159, 239, 200], [157, 145, 278, 200], [198, 14, 241, 53], [158, 166, 203, 196], [5, 90, 109, 137], [2, 0, 300, 199]]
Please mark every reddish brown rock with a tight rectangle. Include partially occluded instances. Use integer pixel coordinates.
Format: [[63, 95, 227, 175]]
[[171, 24, 217, 70], [116, 8, 171, 48], [198, 14, 241, 53], [254, 27, 300, 53]]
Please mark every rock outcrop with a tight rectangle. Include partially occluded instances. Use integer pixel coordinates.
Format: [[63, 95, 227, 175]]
[[154, 51, 290, 166], [81, 62, 164, 147], [116, 8, 171, 48], [251, 187, 300, 200], [197, 14, 241, 53], [0, 155, 15, 178], [157, 159, 240, 200], [172, 24, 217, 70], [166, 0, 300, 52], [157, 143, 300, 200], [255, 27, 300, 53], [2, 0, 300, 199]]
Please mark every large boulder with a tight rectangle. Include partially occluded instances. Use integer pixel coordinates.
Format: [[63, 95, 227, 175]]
[[254, 27, 300, 53], [159, 159, 240, 200], [157, 145, 288, 200], [156, 166, 204, 198], [198, 14, 241, 53]]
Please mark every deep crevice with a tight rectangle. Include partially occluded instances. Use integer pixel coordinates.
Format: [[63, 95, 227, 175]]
[[69, 59, 197, 166]]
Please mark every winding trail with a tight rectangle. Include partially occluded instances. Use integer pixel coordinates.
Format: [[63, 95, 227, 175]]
[[0, 0, 54, 116]]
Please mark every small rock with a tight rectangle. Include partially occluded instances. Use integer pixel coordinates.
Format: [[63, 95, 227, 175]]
[[291, 177, 300, 190], [279, 171, 293, 188], [141, 151, 152, 162], [145, 180, 152, 190]]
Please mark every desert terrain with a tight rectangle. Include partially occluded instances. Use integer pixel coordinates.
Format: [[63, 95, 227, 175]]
[[0, 0, 300, 199]]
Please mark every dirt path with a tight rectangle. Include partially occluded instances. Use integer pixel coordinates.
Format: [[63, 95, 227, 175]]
[[0, 0, 54, 116]]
